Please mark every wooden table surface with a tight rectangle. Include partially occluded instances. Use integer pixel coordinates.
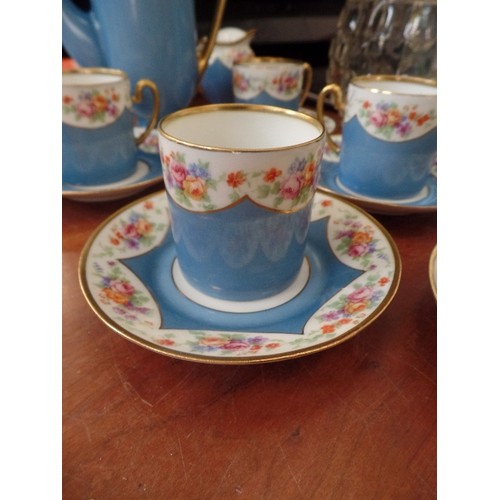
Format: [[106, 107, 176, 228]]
[[63, 137, 437, 499]]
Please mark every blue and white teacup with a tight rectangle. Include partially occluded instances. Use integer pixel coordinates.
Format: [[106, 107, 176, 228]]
[[62, 67, 159, 186], [158, 104, 325, 303], [232, 57, 313, 111], [317, 75, 437, 199]]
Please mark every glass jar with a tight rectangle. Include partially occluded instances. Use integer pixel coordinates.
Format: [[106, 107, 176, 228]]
[[327, 0, 437, 94]]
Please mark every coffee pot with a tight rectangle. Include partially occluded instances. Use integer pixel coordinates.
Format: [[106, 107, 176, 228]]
[[62, 0, 227, 124]]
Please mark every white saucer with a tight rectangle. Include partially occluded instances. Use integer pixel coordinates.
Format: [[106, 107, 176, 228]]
[[62, 128, 162, 202], [79, 190, 401, 365], [319, 135, 437, 216]]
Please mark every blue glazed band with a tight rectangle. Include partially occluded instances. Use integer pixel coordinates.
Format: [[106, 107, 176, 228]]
[[168, 193, 313, 301], [234, 92, 301, 111], [62, 110, 138, 186], [338, 117, 437, 199], [201, 59, 234, 103]]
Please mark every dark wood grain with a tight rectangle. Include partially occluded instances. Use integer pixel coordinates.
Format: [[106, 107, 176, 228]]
[[63, 170, 436, 499]]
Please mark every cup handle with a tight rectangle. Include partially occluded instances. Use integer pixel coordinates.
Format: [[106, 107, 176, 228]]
[[299, 62, 313, 107], [316, 83, 344, 154], [132, 79, 160, 146]]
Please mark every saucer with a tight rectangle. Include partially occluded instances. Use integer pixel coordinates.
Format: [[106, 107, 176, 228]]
[[62, 128, 162, 202], [429, 245, 437, 300], [79, 190, 401, 365], [318, 135, 437, 216]]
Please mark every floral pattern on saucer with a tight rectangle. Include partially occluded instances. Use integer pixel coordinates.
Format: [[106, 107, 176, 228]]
[[86, 199, 167, 327], [80, 191, 400, 364]]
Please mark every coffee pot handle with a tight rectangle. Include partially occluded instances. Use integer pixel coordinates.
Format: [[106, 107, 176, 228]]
[[299, 63, 313, 107], [197, 0, 228, 78], [316, 83, 345, 154], [132, 80, 160, 145]]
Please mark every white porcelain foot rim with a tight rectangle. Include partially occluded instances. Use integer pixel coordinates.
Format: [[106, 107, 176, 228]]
[[336, 176, 429, 203], [171, 258, 310, 313], [64, 160, 149, 191]]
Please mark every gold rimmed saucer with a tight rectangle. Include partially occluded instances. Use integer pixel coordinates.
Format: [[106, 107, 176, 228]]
[[429, 245, 437, 300], [79, 189, 401, 364]]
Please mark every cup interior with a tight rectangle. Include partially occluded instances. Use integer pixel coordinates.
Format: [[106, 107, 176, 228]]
[[241, 61, 299, 70], [62, 72, 124, 87], [235, 57, 304, 73], [160, 106, 323, 150], [353, 78, 437, 96]]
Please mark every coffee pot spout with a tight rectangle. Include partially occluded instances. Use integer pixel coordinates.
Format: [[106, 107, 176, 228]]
[[62, 0, 106, 66]]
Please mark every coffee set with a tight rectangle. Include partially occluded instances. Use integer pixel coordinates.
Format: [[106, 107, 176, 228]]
[[63, 1, 436, 364]]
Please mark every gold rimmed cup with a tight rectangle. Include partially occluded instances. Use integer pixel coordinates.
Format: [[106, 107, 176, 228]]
[[62, 67, 159, 186], [157, 103, 325, 303], [317, 74, 437, 200], [232, 57, 313, 110]]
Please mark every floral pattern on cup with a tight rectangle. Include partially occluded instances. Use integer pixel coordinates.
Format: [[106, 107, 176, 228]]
[[233, 69, 302, 99], [357, 99, 436, 140], [160, 148, 322, 212], [62, 87, 128, 127], [270, 70, 301, 96], [214, 48, 254, 69], [343, 93, 436, 142], [232, 71, 253, 93], [82, 191, 399, 361]]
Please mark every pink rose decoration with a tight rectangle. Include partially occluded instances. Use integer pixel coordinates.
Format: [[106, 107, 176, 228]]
[[348, 243, 369, 257], [347, 286, 373, 303], [76, 100, 94, 117], [223, 339, 250, 350], [124, 223, 141, 239], [199, 337, 226, 347], [280, 173, 303, 200], [109, 279, 135, 296], [370, 110, 387, 128], [170, 162, 188, 186]]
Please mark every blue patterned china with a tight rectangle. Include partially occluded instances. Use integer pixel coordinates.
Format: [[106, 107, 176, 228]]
[[62, 0, 227, 123], [63, 68, 159, 186], [79, 190, 401, 364], [63, 129, 161, 202], [318, 135, 437, 215], [233, 57, 313, 111], [317, 75, 437, 199], [157, 104, 325, 301]]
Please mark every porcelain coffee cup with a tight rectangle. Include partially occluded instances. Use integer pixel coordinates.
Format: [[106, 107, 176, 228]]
[[62, 67, 159, 186], [317, 75, 437, 199], [232, 57, 313, 110], [158, 104, 325, 303]]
